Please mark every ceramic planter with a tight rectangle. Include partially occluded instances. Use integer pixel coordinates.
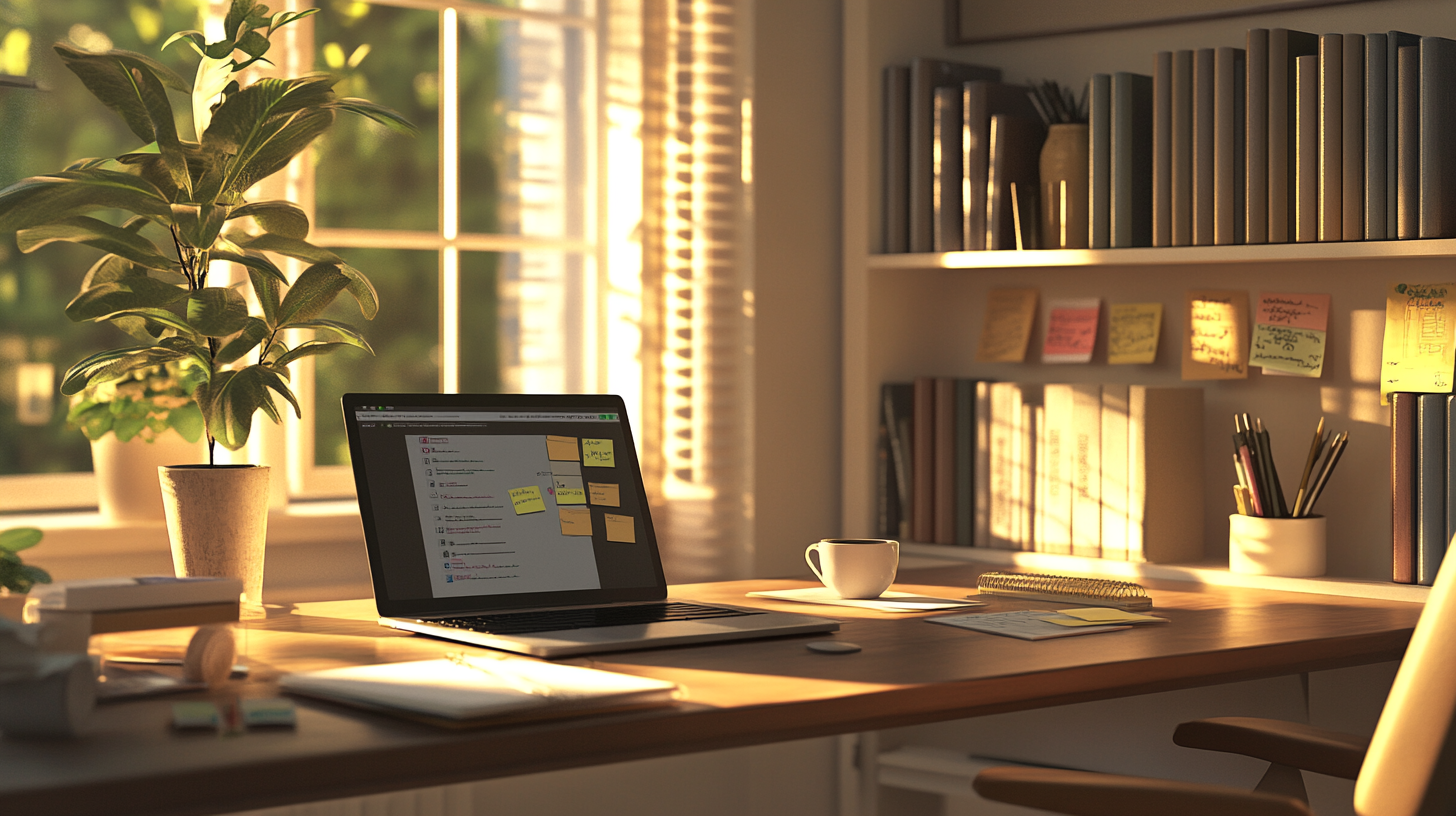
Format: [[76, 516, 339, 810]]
[[91, 431, 206, 522], [158, 465, 270, 611]]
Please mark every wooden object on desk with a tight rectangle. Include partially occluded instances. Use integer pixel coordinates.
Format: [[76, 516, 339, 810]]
[[0, 565, 1421, 816]]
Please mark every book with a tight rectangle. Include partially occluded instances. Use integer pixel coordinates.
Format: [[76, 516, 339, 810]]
[[1387, 32, 1421, 238], [933, 377, 957, 544], [1446, 394, 1456, 556], [1100, 384, 1131, 562], [909, 58, 1002, 252], [30, 576, 244, 611], [1417, 393, 1446, 586], [1128, 386, 1205, 564], [955, 378, 976, 546], [986, 113, 1045, 250], [1214, 47, 1245, 245], [1392, 391, 1417, 584], [1246, 29, 1269, 244], [1398, 45, 1420, 239], [34, 602, 240, 635], [876, 384, 906, 539], [1070, 383, 1102, 559], [1296, 54, 1320, 243], [1319, 34, 1343, 242], [884, 383, 914, 542], [1089, 73, 1112, 249], [912, 376, 936, 542], [882, 65, 910, 253], [1172, 49, 1194, 246], [1038, 384, 1075, 556], [974, 381, 994, 547], [1343, 34, 1364, 242], [962, 82, 1039, 251], [1365, 33, 1388, 240], [988, 382, 1019, 549], [1015, 390, 1042, 550], [279, 656, 680, 725], [1193, 47, 1216, 246], [1421, 37, 1456, 239], [932, 87, 963, 252], [1268, 29, 1319, 243], [1111, 72, 1154, 248], [1153, 51, 1174, 247]]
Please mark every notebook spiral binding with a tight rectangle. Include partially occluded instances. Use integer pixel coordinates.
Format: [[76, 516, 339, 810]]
[[975, 572, 1154, 610]]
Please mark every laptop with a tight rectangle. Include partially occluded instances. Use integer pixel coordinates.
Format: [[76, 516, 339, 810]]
[[342, 393, 838, 658]]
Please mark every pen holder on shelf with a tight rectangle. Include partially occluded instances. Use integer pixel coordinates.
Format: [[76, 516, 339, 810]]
[[1228, 514, 1326, 578]]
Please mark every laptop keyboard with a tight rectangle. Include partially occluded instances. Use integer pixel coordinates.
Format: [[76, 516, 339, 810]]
[[429, 602, 759, 636]]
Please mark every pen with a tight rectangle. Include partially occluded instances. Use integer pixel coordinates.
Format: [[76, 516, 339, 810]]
[[1303, 431, 1349, 517], [1255, 418, 1289, 517], [1292, 418, 1326, 518]]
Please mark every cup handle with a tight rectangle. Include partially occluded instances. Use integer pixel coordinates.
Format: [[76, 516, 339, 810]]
[[805, 543, 825, 582]]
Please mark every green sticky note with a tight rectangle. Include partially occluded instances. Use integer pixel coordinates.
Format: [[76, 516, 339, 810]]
[[582, 438, 615, 467], [509, 485, 546, 514], [1250, 323, 1326, 377]]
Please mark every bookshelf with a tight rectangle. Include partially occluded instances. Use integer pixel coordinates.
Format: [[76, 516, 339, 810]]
[[840, 0, 1456, 589]]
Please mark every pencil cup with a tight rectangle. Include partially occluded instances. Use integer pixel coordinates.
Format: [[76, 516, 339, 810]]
[[1228, 515, 1327, 577]]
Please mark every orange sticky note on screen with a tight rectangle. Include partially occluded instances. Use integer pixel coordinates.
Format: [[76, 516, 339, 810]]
[[546, 435, 579, 461], [604, 514, 636, 543], [1042, 298, 1100, 363]]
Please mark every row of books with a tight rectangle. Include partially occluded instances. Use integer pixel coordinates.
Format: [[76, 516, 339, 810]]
[[881, 30, 1456, 253], [1390, 392, 1455, 587], [877, 379, 1205, 563]]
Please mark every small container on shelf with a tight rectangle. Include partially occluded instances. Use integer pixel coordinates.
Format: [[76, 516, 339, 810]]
[[1228, 514, 1326, 577]]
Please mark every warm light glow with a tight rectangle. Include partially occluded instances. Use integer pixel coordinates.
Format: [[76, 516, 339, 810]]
[[440, 7, 459, 393]]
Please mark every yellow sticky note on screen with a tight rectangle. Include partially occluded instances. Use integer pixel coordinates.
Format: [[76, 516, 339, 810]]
[[1108, 303, 1162, 364], [588, 482, 621, 507], [509, 486, 546, 515], [546, 435, 579, 461], [553, 475, 586, 505], [1381, 281, 1456, 401], [582, 439, 615, 467], [604, 513, 636, 543], [558, 507, 592, 536]]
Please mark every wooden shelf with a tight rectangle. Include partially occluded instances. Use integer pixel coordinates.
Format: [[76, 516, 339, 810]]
[[899, 543, 1431, 604], [868, 238, 1456, 270]]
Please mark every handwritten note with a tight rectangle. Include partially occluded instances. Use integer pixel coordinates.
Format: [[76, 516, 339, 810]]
[[545, 435, 579, 461], [975, 287, 1039, 363], [1182, 290, 1249, 380], [509, 485, 546, 515], [552, 474, 586, 505], [582, 438, 615, 467], [1250, 292, 1331, 377], [558, 507, 592, 536], [1041, 298, 1100, 363], [588, 482, 621, 507], [604, 513, 636, 543], [1381, 281, 1456, 401], [1108, 302, 1163, 364]]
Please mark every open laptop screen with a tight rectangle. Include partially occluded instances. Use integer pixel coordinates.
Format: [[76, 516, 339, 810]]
[[343, 393, 668, 618]]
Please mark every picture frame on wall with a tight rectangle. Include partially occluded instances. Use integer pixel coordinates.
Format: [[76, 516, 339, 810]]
[[945, 0, 1376, 45]]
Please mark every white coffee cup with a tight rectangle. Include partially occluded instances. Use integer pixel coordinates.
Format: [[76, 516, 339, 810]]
[[805, 539, 899, 599]]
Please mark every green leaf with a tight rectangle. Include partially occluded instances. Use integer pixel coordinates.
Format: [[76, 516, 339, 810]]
[[186, 287, 251, 336], [170, 201, 229, 249], [61, 346, 187, 395], [66, 277, 190, 322], [228, 200, 309, 239], [198, 363, 298, 450], [212, 248, 287, 284], [276, 263, 348, 326], [0, 528, 43, 553], [225, 0, 259, 41], [161, 30, 208, 54], [167, 401, 206, 443], [215, 317, 270, 364], [333, 97, 420, 136], [0, 169, 171, 233], [17, 215, 175, 270], [79, 253, 141, 290], [202, 75, 339, 197], [272, 339, 371, 368], [230, 231, 342, 265], [287, 318, 373, 351], [338, 264, 379, 319], [113, 414, 148, 442], [99, 307, 198, 337]]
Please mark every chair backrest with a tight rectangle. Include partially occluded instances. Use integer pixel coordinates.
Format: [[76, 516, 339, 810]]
[[1354, 543, 1456, 816]]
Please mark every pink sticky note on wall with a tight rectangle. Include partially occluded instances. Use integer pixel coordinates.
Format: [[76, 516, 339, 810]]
[[1256, 293, 1330, 331], [1042, 298, 1101, 363]]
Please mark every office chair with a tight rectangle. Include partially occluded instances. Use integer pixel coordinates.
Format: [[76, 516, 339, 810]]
[[971, 546, 1456, 816]]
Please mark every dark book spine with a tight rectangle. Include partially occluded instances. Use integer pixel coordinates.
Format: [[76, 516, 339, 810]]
[[1319, 34, 1343, 242], [1421, 37, 1456, 239], [1365, 34, 1388, 240], [1393, 392, 1417, 584], [962, 83, 989, 251], [1269, 30, 1319, 243], [1343, 34, 1365, 241], [1389, 32, 1421, 238], [1418, 393, 1448, 586], [909, 60, 935, 253], [1398, 45, 1421, 239], [1246, 29, 1269, 244], [1154, 51, 1174, 247], [955, 379, 975, 546], [1089, 74, 1112, 249], [912, 377, 935, 543], [1446, 395, 1456, 554], [1193, 48, 1216, 246], [1296, 54, 1320, 242], [934, 378, 957, 544], [876, 391, 895, 539], [1112, 73, 1154, 247], [1214, 47, 1245, 245], [887, 384, 914, 541], [932, 87, 962, 252], [1172, 50, 1194, 246], [882, 66, 910, 253]]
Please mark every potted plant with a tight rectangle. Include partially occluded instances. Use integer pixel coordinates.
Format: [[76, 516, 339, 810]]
[[0, 0, 414, 607], [67, 361, 207, 522]]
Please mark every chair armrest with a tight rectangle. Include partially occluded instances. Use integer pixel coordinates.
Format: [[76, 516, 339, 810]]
[[972, 767, 1313, 816], [1173, 717, 1369, 780]]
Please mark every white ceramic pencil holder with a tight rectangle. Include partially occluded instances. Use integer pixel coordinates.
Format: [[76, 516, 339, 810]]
[[1228, 514, 1327, 577]]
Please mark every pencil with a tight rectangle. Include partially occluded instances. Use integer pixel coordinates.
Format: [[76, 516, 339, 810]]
[[1255, 418, 1289, 517], [1292, 418, 1326, 517], [1303, 431, 1349, 516]]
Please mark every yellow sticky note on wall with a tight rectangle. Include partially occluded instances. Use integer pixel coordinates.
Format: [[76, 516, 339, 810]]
[[604, 513, 636, 543], [1108, 302, 1162, 364], [509, 486, 546, 515], [1380, 281, 1456, 401], [1182, 290, 1248, 380], [975, 287, 1039, 363], [582, 438, 615, 467]]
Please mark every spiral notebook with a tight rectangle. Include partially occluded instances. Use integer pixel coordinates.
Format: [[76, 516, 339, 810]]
[[974, 572, 1153, 610]]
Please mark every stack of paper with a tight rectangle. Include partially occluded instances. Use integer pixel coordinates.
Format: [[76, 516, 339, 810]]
[[930, 607, 1168, 641]]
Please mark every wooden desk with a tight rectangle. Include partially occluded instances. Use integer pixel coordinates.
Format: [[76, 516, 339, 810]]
[[0, 565, 1422, 816]]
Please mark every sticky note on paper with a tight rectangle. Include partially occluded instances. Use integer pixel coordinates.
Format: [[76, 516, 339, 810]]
[[1108, 303, 1163, 364], [558, 507, 592, 536], [1042, 298, 1100, 363], [1058, 607, 1165, 623], [509, 486, 546, 515], [604, 513, 636, 543], [546, 435, 579, 461], [1380, 281, 1456, 401], [1182, 290, 1249, 380], [1250, 292, 1330, 377], [553, 475, 586, 505], [975, 287, 1039, 363], [582, 439, 615, 467], [588, 482, 621, 507]]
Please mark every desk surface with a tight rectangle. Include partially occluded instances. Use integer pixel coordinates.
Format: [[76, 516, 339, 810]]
[[0, 565, 1423, 816]]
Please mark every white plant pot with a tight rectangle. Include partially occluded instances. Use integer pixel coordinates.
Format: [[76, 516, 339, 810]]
[[159, 465, 270, 611], [91, 431, 206, 522]]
